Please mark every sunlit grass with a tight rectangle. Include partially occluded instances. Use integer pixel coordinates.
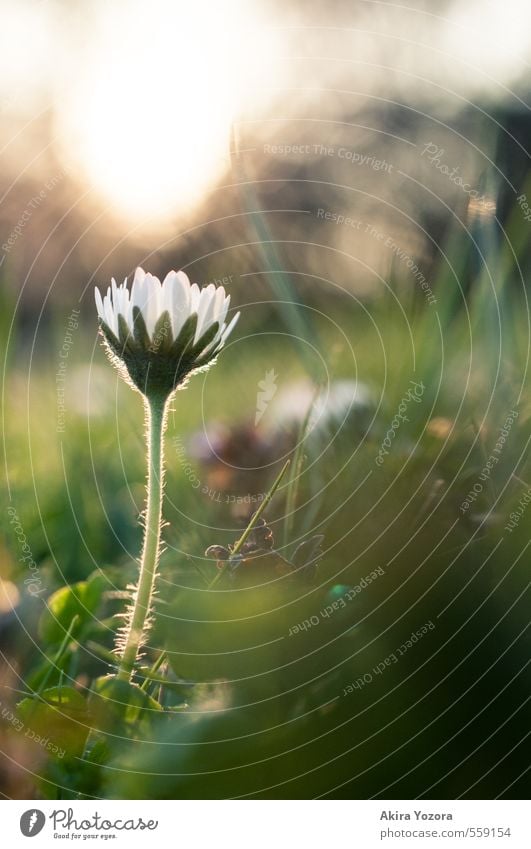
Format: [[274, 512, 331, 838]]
[[2, 207, 531, 797]]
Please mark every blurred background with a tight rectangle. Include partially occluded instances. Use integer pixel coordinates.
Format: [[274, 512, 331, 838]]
[[1, 0, 531, 799]]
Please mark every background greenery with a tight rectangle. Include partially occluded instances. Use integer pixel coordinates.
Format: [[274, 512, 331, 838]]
[[1, 195, 530, 798]]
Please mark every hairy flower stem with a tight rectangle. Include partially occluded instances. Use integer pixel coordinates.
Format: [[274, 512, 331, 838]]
[[117, 393, 168, 682]]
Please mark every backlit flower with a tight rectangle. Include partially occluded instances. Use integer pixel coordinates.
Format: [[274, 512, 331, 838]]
[[95, 267, 240, 398]]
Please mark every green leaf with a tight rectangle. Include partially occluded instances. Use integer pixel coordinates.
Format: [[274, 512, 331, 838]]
[[39, 574, 106, 644], [17, 686, 90, 760], [89, 675, 162, 733], [18, 685, 87, 717]]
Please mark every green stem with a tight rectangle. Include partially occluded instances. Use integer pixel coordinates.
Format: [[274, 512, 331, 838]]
[[140, 650, 166, 692], [117, 394, 167, 681]]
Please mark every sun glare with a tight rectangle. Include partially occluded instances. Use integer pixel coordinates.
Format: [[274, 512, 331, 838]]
[[55, 0, 276, 223], [442, 0, 531, 89]]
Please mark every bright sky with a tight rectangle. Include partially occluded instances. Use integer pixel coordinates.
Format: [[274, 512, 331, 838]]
[[0, 0, 529, 224]]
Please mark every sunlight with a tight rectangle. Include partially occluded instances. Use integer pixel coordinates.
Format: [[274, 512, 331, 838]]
[[0, 1, 55, 107], [56, 0, 277, 223], [442, 0, 531, 89]]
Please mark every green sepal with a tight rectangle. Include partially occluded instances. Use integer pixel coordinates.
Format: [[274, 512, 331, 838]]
[[99, 320, 122, 357], [190, 321, 219, 359], [132, 305, 151, 350], [194, 341, 222, 369], [99, 306, 227, 399], [169, 313, 198, 357], [117, 313, 138, 354], [150, 310, 174, 353]]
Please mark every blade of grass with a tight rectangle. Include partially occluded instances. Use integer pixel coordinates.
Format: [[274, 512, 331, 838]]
[[282, 388, 320, 548], [140, 651, 167, 693], [35, 614, 80, 698], [24, 614, 80, 719], [86, 641, 120, 668]]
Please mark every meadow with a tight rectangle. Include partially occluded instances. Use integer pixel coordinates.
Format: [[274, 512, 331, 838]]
[[1, 200, 530, 799]]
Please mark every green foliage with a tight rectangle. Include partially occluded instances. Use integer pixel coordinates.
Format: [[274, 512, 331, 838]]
[[89, 675, 162, 730], [39, 574, 107, 644], [17, 686, 90, 761], [3, 219, 531, 799]]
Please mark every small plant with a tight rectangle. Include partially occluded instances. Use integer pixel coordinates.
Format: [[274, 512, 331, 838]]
[[95, 267, 240, 679]]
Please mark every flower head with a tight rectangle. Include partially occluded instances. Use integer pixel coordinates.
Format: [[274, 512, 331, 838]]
[[95, 267, 240, 398]]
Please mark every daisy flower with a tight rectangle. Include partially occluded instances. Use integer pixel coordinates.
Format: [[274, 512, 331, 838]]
[[95, 267, 239, 398]]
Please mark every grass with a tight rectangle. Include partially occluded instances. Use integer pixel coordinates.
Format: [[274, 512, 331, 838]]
[[1, 207, 531, 799]]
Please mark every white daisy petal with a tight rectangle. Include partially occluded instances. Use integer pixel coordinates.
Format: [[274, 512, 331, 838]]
[[131, 271, 150, 331], [216, 292, 230, 329], [122, 277, 133, 331], [104, 295, 117, 336], [193, 291, 208, 342], [171, 278, 192, 339], [204, 287, 221, 331], [95, 287, 104, 320], [115, 286, 124, 327], [195, 284, 216, 342], [143, 273, 162, 336], [131, 268, 143, 307], [173, 271, 192, 317], [220, 311, 240, 344], [189, 283, 200, 314], [176, 270, 191, 289], [161, 272, 176, 325], [212, 286, 226, 323]]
